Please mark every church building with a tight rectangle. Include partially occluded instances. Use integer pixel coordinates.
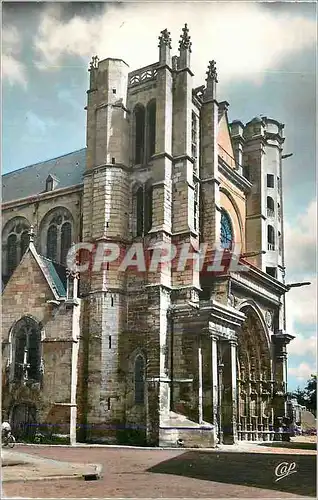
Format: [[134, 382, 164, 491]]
[[2, 25, 294, 447]]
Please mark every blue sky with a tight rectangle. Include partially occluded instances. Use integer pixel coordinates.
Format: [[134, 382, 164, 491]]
[[2, 1, 317, 390]]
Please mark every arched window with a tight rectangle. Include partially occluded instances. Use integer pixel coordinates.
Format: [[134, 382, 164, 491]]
[[2, 217, 30, 280], [134, 183, 153, 237], [267, 225, 275, 250], [144, 184, 153, 234], [134, 355, 145, 404], [147, 100, 156, 160], [136, 187, 144, 237], [220, 210, 233, 250], [61, 222, 72, 265], [12, 316, 42, 383], [47, 225, 58, 261], [7, 234, 18, 276], [134, 105, 145, 165], [41, 208, 73, 265], [267, 197, 275, 218], [21, 230, 29, 257]]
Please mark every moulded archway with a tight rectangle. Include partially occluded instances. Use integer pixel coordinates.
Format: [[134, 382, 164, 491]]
[[236, 304, 273, 440]]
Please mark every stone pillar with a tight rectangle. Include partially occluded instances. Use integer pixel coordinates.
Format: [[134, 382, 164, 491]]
[[221, 339, 238, 444], [230, 339, 238, 443], [210, 334, 219, 443]]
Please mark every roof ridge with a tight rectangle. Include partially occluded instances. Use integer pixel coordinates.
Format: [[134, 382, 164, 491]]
[[3, 147, 86, 177]]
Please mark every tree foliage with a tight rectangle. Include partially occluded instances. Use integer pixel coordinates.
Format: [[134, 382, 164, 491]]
[[290, 374, 317, 416]]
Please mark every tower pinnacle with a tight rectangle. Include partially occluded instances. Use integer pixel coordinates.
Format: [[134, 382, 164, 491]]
[[206, 60, 218, 83], [179, 23, 192, 52], [204, 60, 218, 101], [158, 28, 172, 49]]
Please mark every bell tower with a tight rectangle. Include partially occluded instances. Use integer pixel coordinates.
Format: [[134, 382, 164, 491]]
[[80, 55, 130, 441]]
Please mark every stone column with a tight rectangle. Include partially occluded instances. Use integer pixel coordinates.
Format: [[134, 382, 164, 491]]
[[230, 339, 238, 443], [221, 339, 238, 444], [211, 334, 219, 440]]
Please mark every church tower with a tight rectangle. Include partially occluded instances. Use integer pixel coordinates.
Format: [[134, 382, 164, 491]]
[[79, 56, 130, 441], [240, 117, 285, 282]]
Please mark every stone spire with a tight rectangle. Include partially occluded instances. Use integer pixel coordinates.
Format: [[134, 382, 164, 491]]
[[158, 28, 172, 66], [178, 23, 191, 69], [204, 60, 218, 102]]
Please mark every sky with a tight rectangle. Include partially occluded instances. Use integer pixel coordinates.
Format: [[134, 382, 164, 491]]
[[2, 1, 317, 391]]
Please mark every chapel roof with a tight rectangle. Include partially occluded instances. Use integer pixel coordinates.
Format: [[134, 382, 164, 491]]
[[2, 148, 86, 204]]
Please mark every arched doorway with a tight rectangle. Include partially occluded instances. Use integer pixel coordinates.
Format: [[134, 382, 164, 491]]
[[11, 403, 37, 441], [237, 306, 273, 441]]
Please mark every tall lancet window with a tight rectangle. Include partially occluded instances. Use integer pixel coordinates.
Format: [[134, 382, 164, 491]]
[[61, 222, 72, 266], [134, 104, 145, 165], [47, 225, 58, 262], [12, 316, 42, 383], [136, 187, 144, 237], [220, 210, 233, 250], [134, 183, 153, 237], [144, 184, 153, 235], [147, 100, 156, 160]]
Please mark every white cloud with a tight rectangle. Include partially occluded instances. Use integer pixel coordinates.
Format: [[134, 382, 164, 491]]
[[288, 362, 316, 381], [285, 199, 317, 279], [2, 26, 27, 88], [284, 199, 317, 332], [34, 3, 316, 86], [288, 333, 317, 357], [286, 275, 317, 328]]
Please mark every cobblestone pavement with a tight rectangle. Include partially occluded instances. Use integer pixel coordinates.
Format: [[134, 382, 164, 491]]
[[2, 441, 316, 499]]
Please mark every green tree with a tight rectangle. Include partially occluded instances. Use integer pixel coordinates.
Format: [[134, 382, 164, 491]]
[[291, 374, 317, 416]]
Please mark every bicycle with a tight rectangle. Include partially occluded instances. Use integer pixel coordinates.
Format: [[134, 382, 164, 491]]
[[2, 431, 16, 448]]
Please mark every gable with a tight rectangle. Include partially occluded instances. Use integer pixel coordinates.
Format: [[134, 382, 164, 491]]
[[218, 114, 236, 169], [3, 250, 54, 300]]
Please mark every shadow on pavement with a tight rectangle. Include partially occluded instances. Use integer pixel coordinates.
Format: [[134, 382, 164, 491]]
[[257, 441, 316, 451], [147, 451, 316, 497]]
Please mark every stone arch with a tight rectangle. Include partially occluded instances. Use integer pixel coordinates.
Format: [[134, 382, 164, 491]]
[[39, 206, 74, 264], [236, 303, 273, 439]]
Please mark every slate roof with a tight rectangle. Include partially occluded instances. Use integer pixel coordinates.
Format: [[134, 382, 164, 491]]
[[39, 256, 67, 298], [2, 148, 86, 204]]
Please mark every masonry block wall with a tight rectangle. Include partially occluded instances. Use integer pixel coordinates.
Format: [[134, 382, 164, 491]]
[[2, 251, 75, 435]]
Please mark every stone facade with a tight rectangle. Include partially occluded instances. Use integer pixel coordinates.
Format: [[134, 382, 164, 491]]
[[2, 25, 295, 447]]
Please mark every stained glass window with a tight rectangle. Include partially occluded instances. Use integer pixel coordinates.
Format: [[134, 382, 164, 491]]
[[47, 225, 58, 261], [220, 210, 233, 249], [61, 222, 72, 265]]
